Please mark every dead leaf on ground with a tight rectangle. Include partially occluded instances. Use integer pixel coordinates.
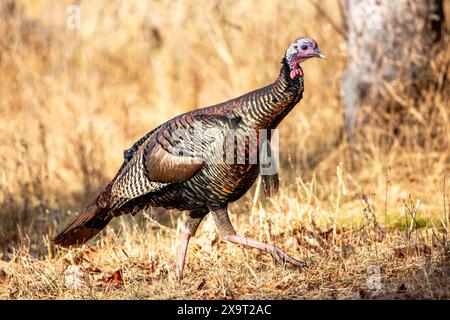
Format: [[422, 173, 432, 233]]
[[103, 269, 124, 287], [0, 269, 8, 284], [274, 283, 291, 291], [192, 278, 206, 291], [92, 269, 124, 288], [394, 245, 431, 259]]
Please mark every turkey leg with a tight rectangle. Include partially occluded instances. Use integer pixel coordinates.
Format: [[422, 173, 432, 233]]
[[176, 228, 191, 280], [210, 206, 306, 268], [176, 209, 208, 280]]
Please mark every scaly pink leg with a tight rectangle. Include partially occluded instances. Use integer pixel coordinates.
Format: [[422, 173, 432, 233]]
[[175, 210, 208, 280], [176, 228, 191, 280], [210, 206, 306, 268], [225, 234, 306, 267]]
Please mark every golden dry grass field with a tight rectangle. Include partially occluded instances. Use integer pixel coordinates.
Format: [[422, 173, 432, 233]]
[[0, 0, 449, 299]]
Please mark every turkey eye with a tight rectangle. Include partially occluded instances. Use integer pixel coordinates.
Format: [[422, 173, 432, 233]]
[[301, 45, 308, 51]]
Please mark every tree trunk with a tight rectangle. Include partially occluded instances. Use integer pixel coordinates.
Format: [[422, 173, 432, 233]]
[[343, 0, 444, 142]]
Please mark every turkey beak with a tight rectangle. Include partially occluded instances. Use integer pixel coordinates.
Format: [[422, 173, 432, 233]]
[[314, 49, 326, 59]]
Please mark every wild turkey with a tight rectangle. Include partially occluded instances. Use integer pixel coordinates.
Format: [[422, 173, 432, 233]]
[[54, 38, 326, 279]]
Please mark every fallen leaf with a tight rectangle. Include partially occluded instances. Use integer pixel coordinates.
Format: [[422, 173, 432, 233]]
[[394, 245, 431, 259], [192, 278, 205, 291], [97, 269, 124, 288], [111, 270, 123, 283], [0, 269, 8, 284], [274, 283, 290, 291]]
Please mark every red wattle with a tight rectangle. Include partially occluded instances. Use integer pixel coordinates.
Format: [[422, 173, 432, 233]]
[[290, 68, 303, 79]]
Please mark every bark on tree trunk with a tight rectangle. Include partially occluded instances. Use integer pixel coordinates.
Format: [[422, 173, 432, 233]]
[[343, 0, 444, 142]]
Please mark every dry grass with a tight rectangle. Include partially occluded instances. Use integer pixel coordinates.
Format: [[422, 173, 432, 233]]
[[0, 0, 449, 299]]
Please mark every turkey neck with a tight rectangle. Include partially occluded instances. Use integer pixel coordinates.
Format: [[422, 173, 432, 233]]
[[225, 59, 304, 130]]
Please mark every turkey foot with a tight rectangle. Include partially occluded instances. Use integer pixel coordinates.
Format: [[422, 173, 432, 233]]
[[225, 234, 306, 268], [210, 206, 306, 268]]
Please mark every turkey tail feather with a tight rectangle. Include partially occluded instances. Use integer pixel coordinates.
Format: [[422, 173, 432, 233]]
[[53, 192, 113, 248]]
